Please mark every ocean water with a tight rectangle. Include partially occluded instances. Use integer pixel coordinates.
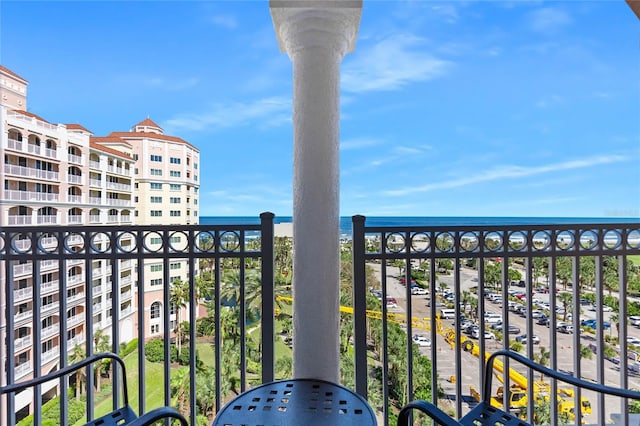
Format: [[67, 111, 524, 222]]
[[200, 215, 640, 236]]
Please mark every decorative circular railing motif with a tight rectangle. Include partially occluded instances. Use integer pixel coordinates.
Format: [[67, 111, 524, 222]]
[[435, 232, 455, 253], [195, 231, 216, 252], [410, 232, 429, 253], [460, 232, 479, 253], [579, 230, 598, 251], [484, 231, 503, 252], [220, 231, 241, 252], [385, 232, 406, 254], [507, 231, 526, 252], [555, 231, 574, 251]]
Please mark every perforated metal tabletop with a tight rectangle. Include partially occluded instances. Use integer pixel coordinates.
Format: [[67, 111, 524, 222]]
[[212, 378, 377, 426]]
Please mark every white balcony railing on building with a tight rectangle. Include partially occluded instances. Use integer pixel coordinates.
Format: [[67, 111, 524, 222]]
[[41, 303, 57, 314], [106, 181, 132, 191], [89, 160, 101, 169], [121, 215, 132, 223], [15, 362, 32, 380], [27, 144, 41, 156], [14, 287, 32, 302], [120, 290, 132, 301], [106, 165, 131, 176], [44, 148, 58, 159], [42, 348, 59, 365], [7, 111, 58, 130], [89, 196, 102, 204], [4, 190, 59, 202], [92, 268, 103, 277], [120, 260, 132, 269], [41, 280, 59, 294], [67, 275, 83, 286], [67, 175, 82, 185], [107, 215, 118, 223], [105, 198, 131, 207], [41, 324, 60, 339], [66, 314, 83, 328], [67, 195, 83, 204], [67, 153, 83, 164], [7, 215, 33, 225], [36, 215, 58, 225], [14, 336, 32, 353], [6, 138, 23, 151], [89, 179, 102, 187], [89, 215, 101, 223], [3, 164, 59, 181], [67, 215, 83, 224], [14, 310, 32, 323]]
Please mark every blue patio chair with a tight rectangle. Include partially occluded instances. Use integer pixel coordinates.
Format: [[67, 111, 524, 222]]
[[1, 352, 188, 426], [398, 349, 640, 426]]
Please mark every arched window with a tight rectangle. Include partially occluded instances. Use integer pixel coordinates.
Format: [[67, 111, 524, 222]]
[[150, 302, 161, 319]]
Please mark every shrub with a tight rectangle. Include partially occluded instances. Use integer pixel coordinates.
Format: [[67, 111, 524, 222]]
[[145, 338, 165, 362], [119, 338, 139, 358]]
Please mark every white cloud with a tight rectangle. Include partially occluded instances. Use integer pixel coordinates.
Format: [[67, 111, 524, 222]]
[[163, 97, 291, 132], [382, 154, 628, 196], [209, 14, 237, 29], [535, 94, 564, 108], [340, 137, 382, 151], [528, 7, 572, 34], [342, 34, 451, 93], [142, 76, 199, 91]]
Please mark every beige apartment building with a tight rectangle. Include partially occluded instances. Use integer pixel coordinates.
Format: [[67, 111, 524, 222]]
[[1, 65, 198, 418], [95, 118, 200, 339]]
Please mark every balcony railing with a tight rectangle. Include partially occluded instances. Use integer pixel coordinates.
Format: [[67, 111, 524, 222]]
[[3, 163, 59, 180], [1, 215, 639, 426], [4, 190, 59, 202]]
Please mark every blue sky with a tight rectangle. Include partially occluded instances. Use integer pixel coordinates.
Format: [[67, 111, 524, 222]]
[[2, 1, 639, 218]]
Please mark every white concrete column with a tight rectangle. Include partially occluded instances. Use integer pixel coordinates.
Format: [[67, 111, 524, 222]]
[[270, 0, 362, 382]]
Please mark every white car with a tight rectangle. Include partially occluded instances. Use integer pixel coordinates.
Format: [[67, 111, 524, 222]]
[[602, 305, 613, 312], [412, 335, 432, 347], [411, 287, 428, 295], [472, 329, 495, 340], [627, 337, 640, 347]]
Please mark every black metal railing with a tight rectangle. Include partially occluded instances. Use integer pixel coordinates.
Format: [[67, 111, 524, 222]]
[[352, 216, 640, 426], [1, 213, 274, 425]]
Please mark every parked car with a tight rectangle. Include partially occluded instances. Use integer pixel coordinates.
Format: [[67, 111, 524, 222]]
[[472, 329, 495, 340], [412, 335, 432, 347], [411, 287, 428, 295], [581, 319, 611, 329], [558, 324, 574, 334], [537, 315, 549, 326], [506, 325, 521, 334], [385, 297, 398, 308], [516, 334, 540, 344]]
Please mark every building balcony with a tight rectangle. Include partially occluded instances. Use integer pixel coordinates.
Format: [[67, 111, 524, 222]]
[[89, 160, 101, 169], [36, 215, 58, 225], [3, 163, 59, 181], [105, 181, 132, 191], [4, 190, 59, 202], [7, 215, 32, 225], [105, 198, 131, 207], [67, 153, 83, 165], [89, 214, 101, 223], [67, 174, 83, 185], [67, 194, 83, 204], [67, 215, 83, 224], [89, 178, 102, 187], [1, 217, 639, 426], [106, 165, 131, 176], [89, 196, 102, 204]]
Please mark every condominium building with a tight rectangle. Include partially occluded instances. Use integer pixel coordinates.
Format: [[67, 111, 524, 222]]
[[94, 118, 200, 339], [1, 65, 136, 417]]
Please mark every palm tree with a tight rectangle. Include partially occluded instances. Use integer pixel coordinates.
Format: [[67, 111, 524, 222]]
[[534, 346, 551, 382], [220, 269, 262, 315], [170, 279, 190, 357], [610, 313, 620, 341], [170, 366, 191, 415], [68, 344, 86, 400], [93, 329, 110, 392], [557, 292, 572, 322], [461, 290, 472, 316]]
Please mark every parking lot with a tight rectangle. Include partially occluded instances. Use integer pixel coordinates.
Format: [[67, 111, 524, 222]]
[[371, 262, 640, 422]]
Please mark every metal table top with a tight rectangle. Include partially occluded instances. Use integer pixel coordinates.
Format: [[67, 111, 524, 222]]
[[212, 378, 377, 426]]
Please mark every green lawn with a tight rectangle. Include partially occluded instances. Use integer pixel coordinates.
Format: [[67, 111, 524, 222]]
[[629, 254, 640, 264]]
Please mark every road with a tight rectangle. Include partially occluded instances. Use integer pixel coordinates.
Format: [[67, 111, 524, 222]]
[[369, 262, 640, 422]]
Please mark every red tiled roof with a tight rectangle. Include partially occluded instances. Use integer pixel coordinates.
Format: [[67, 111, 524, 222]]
[[0, 65, 28, 83], [90, 140, 133, 160], [134, 118, 163, 130], [13, 110, 51, 124], [66, 123, 93, 134], [107, 131, 199, 152]]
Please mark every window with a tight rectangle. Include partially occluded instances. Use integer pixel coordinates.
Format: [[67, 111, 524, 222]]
[[170, 170, 181, 177], [194, 211, 198, 217], [134, 168, 138, 174], [170, 197, 181, 204], [170, 276, 181, 284], [150, 210, 162, 217], [194, 163, 198, 170], [150, 154, 162, 162], [170, 262, 181, 270], [151, 324, 160, 334], [170, 157, 181, 164], [150, 302, 161, 319], [150, 169, 162, 176], [135, 196, 139, 202], [170, 210, 181, 217], [170, 236, 181, 243], [170, 184, 181, 191], [150, 265, 162, 272], [194, 175, 198, 181], [133, 154, 139, 160], [150, 237, 162, 244], [150, 196, 162, 203], [150, 278, 163, 286], [150, 182, 162, 190]]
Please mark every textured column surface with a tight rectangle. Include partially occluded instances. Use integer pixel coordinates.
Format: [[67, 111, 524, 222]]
[[270, 0, 362, 382]]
